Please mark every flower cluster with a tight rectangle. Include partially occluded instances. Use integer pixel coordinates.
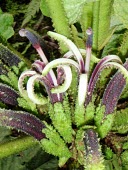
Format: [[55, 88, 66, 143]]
[[18, 28, 127, 108]]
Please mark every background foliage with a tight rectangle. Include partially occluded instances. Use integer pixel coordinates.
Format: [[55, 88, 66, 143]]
[[0, 0, 128, 169]]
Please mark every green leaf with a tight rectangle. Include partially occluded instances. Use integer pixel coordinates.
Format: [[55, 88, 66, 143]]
[[94, 104, 114, 138], [0, 10, 14, 42], [0, 70, 18, 91], [63, 0, 98, 24], [41, 122, 71, 167], [40, 0, 72, 52], [40, 0, 50, 17], [22, 0, 40, 27], [71, 25, 85, 48], [118, 30, 128, 57], [35, 158, 58, 170], [113, 0, 128, 29], [17, 97, 38, 114], [0, 127, 11, 142], [79, 2, 93, 35], [62, 0, 87, 24], [112, 108, 128, 134], [48, 102, 72, 143], [40, 0, 98, 25], [74, 100, 86, 127], [0, 144, 58, 170]]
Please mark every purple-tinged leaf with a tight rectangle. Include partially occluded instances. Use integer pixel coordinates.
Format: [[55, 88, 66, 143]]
[[102, 60, 128, 114], [84, 129, 104, 169], [84, 129, 100, 157], [85, 64, 112, 106], [0, 62, 8, 75], [0, 44, 21, 66], [0, 83, 19, 106], [0, 109, 46, 140]]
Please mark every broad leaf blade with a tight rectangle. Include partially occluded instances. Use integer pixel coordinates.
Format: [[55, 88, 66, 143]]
[[0, 10, 14, 42], [113, 0, 128, 29]]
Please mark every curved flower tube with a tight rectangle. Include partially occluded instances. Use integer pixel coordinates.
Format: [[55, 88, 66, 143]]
[[27, 74, 48, 105], [88, 55, 123, 91], [42, 58, 80, 76], [18, 28, 94, 106], [18, 68, 59, 104], [43, 29, 93, 106], [18, 70, 37, 97], [48, 31, 85, 73], [51, 65, 72, 93]]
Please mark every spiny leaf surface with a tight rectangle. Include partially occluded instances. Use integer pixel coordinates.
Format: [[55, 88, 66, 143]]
[[0, 83, 19, 106], [0, 44, 21, 66], [102, 60, 128, 114], [0, 109, 45, 140]]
